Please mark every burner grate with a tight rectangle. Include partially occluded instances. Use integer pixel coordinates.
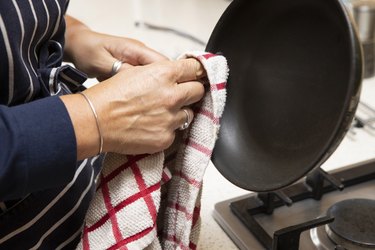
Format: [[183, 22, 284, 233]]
[[229, 160, 375, 250]]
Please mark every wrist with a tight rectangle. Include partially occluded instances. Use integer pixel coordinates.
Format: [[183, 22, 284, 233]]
[[64, 16, 91, 63], [60, 94, 101, 160], [79, 92, 103, 155]]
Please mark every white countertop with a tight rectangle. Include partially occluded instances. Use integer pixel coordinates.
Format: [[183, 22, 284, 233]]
[[68, 1, 375, 249]]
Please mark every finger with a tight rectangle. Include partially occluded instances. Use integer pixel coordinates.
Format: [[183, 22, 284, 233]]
[[118, 42, 169, 65], [136, 47, 169, 65], [97, 60, 133, 81], [119, 62, 133, 71], [176, 80, 205, 107], [111, 60, 136, 75], [174, 58, 206, 83], [110, 37, 169, 65], [174, 108, 194, 130], [111, 60, 133, 75]]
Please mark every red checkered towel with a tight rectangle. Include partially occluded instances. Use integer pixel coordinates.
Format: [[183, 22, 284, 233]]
[[76, 52, 228, 250]]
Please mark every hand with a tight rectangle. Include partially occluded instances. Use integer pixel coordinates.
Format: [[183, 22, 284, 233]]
[[61, 58, 206, 158], [89, 58, 205, 155], [64, 16, 167, 80]]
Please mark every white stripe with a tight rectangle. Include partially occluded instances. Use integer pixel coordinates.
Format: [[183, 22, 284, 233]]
[[56, 155, 99, 250], [91, 155, 102, 186], [59, 71, 81, 85], [49, 67, 58, 94], [11, 0, 35, 103], [90, 155, 100, 165], [55, 224, 84, 250], [0, 159, 88, 244], [51, 0, 61, 37], [30, 170, 95, 250], [0, 15, 15, 105], [33, 0, 50, 63], [27, 0, 38, 76]]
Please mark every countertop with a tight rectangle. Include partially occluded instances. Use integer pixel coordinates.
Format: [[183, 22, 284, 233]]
[[67, 1, 375, 249]]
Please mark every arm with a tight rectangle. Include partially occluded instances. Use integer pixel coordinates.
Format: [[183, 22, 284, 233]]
[[63, 15, 167, 80], [0, 97, 77, 200]]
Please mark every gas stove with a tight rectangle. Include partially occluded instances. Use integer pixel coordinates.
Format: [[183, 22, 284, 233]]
[[214, 160, 375, 250], [213, 79, 375, 250]]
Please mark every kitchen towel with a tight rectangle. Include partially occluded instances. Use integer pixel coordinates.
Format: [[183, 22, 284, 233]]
[[76, 52, 228, 250]]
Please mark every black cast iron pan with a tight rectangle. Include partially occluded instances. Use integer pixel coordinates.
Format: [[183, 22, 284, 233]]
[[207, 0, 363, 191]]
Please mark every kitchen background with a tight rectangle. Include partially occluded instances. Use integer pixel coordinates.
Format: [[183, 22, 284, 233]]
[[67, 0, 375, 249]]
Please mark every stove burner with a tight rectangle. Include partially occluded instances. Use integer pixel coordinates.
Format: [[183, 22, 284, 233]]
[[326, 199, 375, 249]]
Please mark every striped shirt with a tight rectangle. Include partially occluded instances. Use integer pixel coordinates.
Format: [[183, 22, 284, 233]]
[[0, 0, 102, 248]]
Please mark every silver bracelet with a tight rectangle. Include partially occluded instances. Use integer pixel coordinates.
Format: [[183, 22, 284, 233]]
[[79, 92, 103, 155]]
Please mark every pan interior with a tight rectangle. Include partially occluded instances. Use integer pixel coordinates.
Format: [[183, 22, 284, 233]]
[[208, 0, 360, 191]]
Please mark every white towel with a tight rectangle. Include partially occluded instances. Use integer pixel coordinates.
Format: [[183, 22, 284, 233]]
[[76, 52, 229, 250]]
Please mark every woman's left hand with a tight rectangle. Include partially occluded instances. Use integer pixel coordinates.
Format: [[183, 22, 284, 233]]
[[64, 16, 168, 81]]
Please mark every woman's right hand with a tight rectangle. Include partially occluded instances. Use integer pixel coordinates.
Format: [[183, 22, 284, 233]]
[[61, 58, 205, 160]]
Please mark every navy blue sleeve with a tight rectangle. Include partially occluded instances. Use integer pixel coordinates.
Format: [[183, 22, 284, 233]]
[[0, 96, 77, 201]]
